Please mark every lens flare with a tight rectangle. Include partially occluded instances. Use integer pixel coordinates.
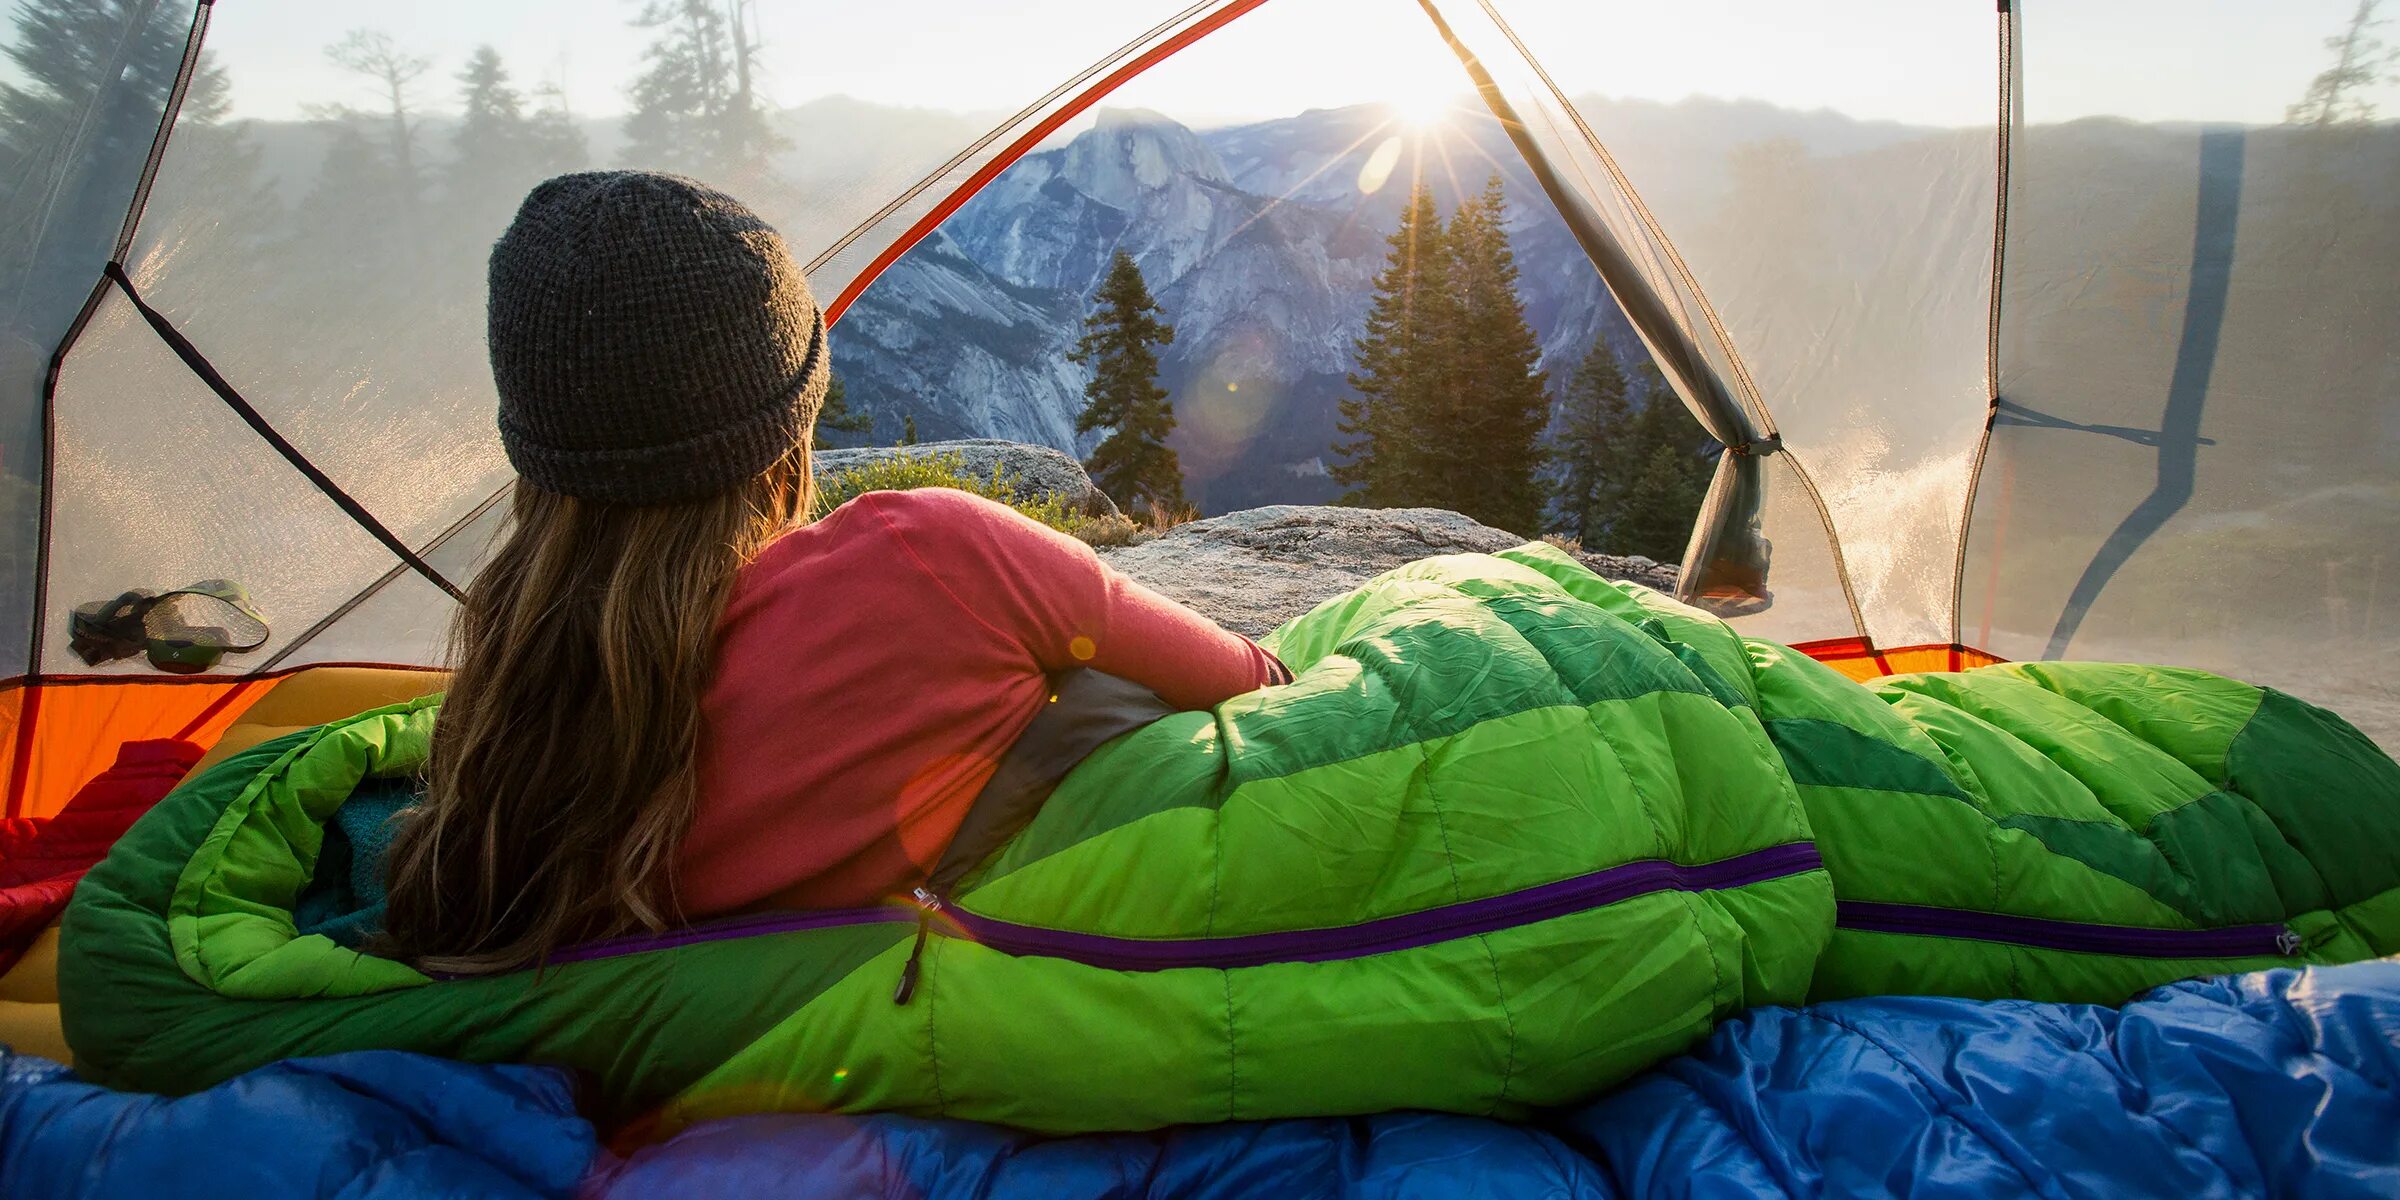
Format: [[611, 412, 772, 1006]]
[[1356, 135, 1404, 194]]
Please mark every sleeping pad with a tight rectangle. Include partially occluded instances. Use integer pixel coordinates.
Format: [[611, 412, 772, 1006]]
[[11, 959, 2397, 1197], [56, 543, 2400, 1133]]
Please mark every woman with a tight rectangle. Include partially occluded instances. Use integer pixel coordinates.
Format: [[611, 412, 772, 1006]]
[[378, 171, 1289, 975]]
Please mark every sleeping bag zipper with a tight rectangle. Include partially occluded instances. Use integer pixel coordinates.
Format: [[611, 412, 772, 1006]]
[[893, 888, 941, 1005], [923, 842, 1824, 973], [891, 669, 1184, 1004], [550, 844, 1826, 986], [1835, 901, 2303, 958], [880, 845, 1826, 999]]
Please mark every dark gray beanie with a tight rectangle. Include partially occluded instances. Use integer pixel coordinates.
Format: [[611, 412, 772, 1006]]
[[487, 170, 828, 506]]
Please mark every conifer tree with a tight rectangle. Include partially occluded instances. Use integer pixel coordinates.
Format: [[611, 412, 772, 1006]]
[[1614, 441, 1711, 562], [442, 42, 587, 337], [624, 0, 785, 183], [451, 47, 522, 180], [1551, 334, 1634, 543], [0, 0, 200, 309], [2289, 0, 2397, 126], [295, 121, 413, 264], [1069, 250, 1185, 511], [524, 82, 589, 175], [286, 34, 446, 386], [1335, 184, 1453, 506], [449, 46, 586, 224], [814, 376, 874, 445], [323, 30, 431, 214], [1612, 363, 1716, 560], [1441, 175, 1550, 534]]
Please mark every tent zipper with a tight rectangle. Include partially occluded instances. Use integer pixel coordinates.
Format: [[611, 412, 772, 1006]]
[[1835, 900, 2303, 958]]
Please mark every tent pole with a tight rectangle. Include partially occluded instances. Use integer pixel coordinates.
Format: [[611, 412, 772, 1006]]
[[8, 1, 216, 817], [1412, 0, 1783, 612], [1948, 0, 2021, 649]]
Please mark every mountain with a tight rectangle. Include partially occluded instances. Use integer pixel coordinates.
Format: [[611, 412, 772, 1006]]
[[830, 94, 1959, 514], [832, 102, 1637, 511]]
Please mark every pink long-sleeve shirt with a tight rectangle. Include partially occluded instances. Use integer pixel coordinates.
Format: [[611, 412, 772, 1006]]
[[676, 487, 1289, 914]]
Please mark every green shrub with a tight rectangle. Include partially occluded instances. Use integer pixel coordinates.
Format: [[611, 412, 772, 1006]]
[[814, 450, 1202, 549], [816, 450, 1079, 534]]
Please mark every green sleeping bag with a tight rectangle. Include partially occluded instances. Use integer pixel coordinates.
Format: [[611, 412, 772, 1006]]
[[58, 544, 2400, 1133]]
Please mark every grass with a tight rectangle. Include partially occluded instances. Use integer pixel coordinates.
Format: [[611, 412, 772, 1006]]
[[814, 449, 1192, 548]]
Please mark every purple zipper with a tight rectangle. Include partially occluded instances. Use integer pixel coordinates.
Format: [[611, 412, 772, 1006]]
[[1836, 901, 2303, 958], [543, 842, 1825, 972], [927, 842, 1824, 971]]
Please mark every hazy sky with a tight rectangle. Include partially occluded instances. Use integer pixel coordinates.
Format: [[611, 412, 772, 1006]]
[[201, 0, 2395, 129]]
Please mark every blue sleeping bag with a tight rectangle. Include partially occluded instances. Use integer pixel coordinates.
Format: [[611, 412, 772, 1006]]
[[7, 961, 2395, 1198]]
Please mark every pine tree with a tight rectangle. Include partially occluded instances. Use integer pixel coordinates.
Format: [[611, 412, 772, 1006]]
[[296, 122, 413, 266], [623, 0, 786, 184], [322, 30, 430, 215], [1614, 441, 1710, 562], [900, 413, 918, 446], [524, 82, 590, 176], [0, 0, 197, 312], [1335, 184, 1453, 506], [2289, 0, 2398, 126], [285, 31, 442, 376], [815, 375, 874, 445], [1441, 174, 1550, 534], [1068, 250, 1185, 512], [1615, 363, 1716, 560], [1551, 335, 1634, 542], [448, 47, 587, 234], [451, 47, 523, 179]]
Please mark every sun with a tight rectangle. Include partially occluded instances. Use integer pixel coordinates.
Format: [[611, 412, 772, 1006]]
[[1391, 90, 1457, 131]]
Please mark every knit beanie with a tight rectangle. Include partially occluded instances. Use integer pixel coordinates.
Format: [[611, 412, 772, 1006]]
[[486, 171, 829, 506]]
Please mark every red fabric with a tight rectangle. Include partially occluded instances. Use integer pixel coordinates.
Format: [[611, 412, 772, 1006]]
[[0, 737, 201, 973], [680, 488, 1288, 914]]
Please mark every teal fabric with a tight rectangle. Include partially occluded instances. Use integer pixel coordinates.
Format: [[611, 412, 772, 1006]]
[[290, 779, 414, 948]]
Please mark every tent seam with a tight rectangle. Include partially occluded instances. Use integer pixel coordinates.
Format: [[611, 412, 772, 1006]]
[[108, 1, 212, 264], [1950, 0, 2019, 646], [101, 264, 464, 604]]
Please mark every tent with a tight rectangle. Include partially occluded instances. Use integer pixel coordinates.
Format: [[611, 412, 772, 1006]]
[[1, 0, 2394, 820]]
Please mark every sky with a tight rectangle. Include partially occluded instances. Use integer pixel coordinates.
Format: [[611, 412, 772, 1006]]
[[196, 0, 2397, 129]]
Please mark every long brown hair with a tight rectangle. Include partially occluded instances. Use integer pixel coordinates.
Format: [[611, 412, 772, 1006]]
[[378, 441, 813, 975]]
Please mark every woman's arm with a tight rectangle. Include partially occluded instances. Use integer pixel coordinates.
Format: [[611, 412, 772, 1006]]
[[863, 489, 1290, 710]]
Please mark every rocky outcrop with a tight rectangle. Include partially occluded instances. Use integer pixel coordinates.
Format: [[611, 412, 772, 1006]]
[[816, 447, 1679, 636], [816, 439, 1121, 517], [1103, 505, 1679, 639]]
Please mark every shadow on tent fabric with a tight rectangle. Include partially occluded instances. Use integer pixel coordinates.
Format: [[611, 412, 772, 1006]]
[[2042, 127, 2246, 660]]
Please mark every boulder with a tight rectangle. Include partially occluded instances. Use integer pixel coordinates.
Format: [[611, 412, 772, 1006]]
[[1103, 505, 1680, 639], [815, 439, 1120, 517]]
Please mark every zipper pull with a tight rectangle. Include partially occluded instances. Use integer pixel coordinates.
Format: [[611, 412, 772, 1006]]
[[892, 888, 945, 1006], [893, 916, 930, 1005], [2275, 927, 2303, 957]]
